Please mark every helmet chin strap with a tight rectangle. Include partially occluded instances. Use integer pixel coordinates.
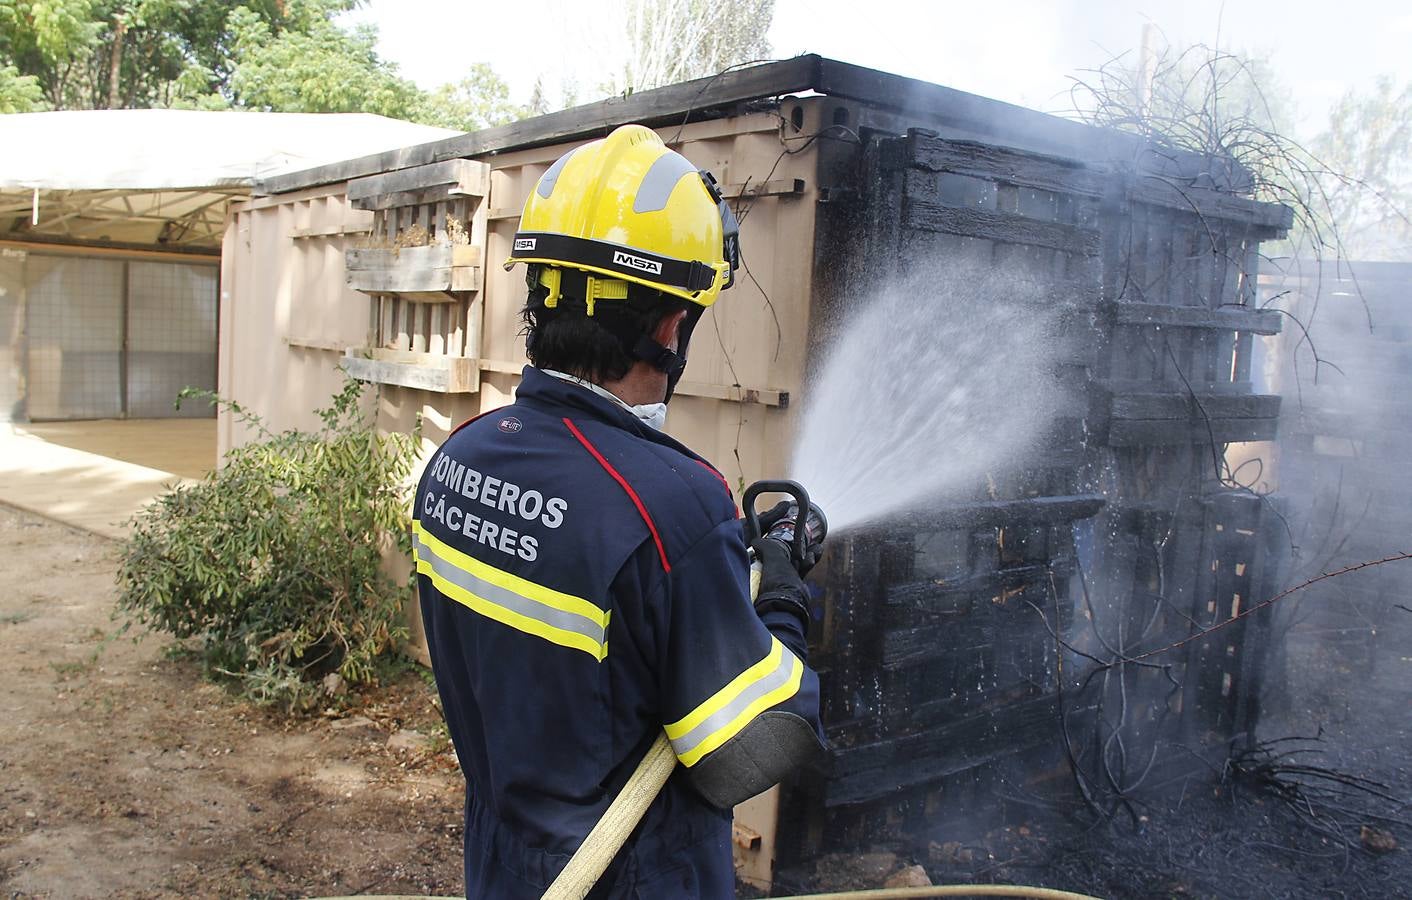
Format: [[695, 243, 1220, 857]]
[[632, 333, 686, 380], [636, 305, 702, 402]]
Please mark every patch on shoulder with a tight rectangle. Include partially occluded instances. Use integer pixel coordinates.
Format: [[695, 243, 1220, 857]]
[[497, 416, 523, 434]]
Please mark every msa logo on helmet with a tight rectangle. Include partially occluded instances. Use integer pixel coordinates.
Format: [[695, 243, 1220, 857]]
[[612, 250, 663, 276], [514, 238, 537, 252]]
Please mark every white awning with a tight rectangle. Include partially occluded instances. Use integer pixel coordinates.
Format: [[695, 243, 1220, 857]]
[[0, 109, 459, 191], [0, 109, 458, 248]]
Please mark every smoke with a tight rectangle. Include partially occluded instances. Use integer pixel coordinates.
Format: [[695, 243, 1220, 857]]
[[1262, 263, 1412, 730], [789, 258, 1070, 532]]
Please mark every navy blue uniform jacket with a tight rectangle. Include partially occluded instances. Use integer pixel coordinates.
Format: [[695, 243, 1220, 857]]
[[414, 367, 823, 898]]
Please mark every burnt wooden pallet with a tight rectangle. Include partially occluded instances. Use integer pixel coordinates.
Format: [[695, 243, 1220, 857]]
[[785, 122, 1290, 858], [824, 693, 1061, 807]]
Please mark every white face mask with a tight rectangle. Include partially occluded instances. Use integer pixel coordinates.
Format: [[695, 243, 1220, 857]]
[[542, 369, 668, 431], [630, 402, 668, 431]]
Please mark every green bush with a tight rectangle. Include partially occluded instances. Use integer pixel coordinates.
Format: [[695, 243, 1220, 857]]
[[117, 378, 419, 711]]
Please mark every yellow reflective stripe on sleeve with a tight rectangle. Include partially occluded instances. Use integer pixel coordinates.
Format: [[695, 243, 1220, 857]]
[[412, 519, 609, 661], [665, 636, 804, 767]]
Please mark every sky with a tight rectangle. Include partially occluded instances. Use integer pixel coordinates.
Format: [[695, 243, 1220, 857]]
[[347, 0, 1412, 140]]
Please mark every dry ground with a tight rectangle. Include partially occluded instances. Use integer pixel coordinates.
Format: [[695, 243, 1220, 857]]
[[0, 505, 466, 899], [5, 495, 1405, 900]]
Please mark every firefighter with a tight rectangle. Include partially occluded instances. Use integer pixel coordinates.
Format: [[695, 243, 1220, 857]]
[[414, 124, 825, 898]]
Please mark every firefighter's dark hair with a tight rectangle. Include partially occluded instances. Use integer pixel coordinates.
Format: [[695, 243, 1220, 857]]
[[520, 272, 689, 384]]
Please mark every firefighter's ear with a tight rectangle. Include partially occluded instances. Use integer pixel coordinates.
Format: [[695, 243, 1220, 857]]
[[654, 309, 688, 351]]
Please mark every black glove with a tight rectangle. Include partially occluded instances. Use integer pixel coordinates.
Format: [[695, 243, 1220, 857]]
[[752, 501, 824, 577], [756, 499, 793, 537], [750, 536, 812, 636]]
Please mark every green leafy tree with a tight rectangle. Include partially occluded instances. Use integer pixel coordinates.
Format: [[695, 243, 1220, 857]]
[[414, 63, 523, 132], [0, 63, 43, 111], [0, 0, 102, 108], [0, 0, 290, 110], [0, 0, 526, 132], [224, 2, 421, 117]]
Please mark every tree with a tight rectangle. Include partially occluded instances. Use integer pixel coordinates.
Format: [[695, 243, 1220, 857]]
[[224, 2, 422, 117], [413, 64, 524, 132], [0, 0, 305, 111], [0, 63, 43, 112], [611, 0, 774, 94], [0, 0, 527, 133], [1311, 78, 1412, 261], [1068, 40, 1366, 262]]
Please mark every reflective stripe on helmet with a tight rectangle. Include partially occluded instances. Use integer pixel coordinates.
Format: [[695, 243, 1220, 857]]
[[514, 232, 718, 294], [633, 151, 700, 213]]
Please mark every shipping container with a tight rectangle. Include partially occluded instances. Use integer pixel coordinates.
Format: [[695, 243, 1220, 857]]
[[223, 56, 1293, 888]]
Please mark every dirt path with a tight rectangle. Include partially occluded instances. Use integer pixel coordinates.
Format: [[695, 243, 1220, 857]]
[[0, 505, 465, 899]]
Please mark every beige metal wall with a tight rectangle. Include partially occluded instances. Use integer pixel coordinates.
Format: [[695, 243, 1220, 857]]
[[220, 185, 380, 452], [220, 107, 827, 489]]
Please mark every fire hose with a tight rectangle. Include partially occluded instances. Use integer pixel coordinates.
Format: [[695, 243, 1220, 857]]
[[539, 564, 764, 900], [331, 886, 1103, 899]]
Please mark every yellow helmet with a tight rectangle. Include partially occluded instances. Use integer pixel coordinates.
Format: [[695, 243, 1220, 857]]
[[504, 124, 739, 311]]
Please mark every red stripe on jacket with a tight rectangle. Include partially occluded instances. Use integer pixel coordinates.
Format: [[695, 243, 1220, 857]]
[[563, 417, 672, 573]]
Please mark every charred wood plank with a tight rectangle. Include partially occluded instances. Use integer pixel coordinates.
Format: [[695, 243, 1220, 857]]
[[899, 137, 1104, 196], [1100, 377, 1259, 396], [1108, 392, 1281, 421], [881, 620, 991, 670], [824, 694, 1060, 807], [1107, 416, 1280, 446], [1111, 500, 1208, 535], [814, 59, 1115, 160], [1128, 177, 1293, 232], [882, 600, 1054, 670], [895, 135, 1288, 235], [902, 197, 1100, 255], [1106, 301, 1283, 335]]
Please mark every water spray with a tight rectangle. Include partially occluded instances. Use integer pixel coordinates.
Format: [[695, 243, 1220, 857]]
[[789, 260, 1069, 533]]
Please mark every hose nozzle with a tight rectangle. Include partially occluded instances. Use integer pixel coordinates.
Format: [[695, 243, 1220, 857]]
[[742, 479, 828, 571]]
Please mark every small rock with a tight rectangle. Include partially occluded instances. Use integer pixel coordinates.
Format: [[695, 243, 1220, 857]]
[[883, 865, 932, 889], [1361, 825, 1398, 854], [330, 714, 375, 732], [387, 729, 425, 751]]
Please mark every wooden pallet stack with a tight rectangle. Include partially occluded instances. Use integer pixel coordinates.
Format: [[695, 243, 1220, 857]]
[[341, 159, 490, 393], [781, 129, 1292, 858]]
